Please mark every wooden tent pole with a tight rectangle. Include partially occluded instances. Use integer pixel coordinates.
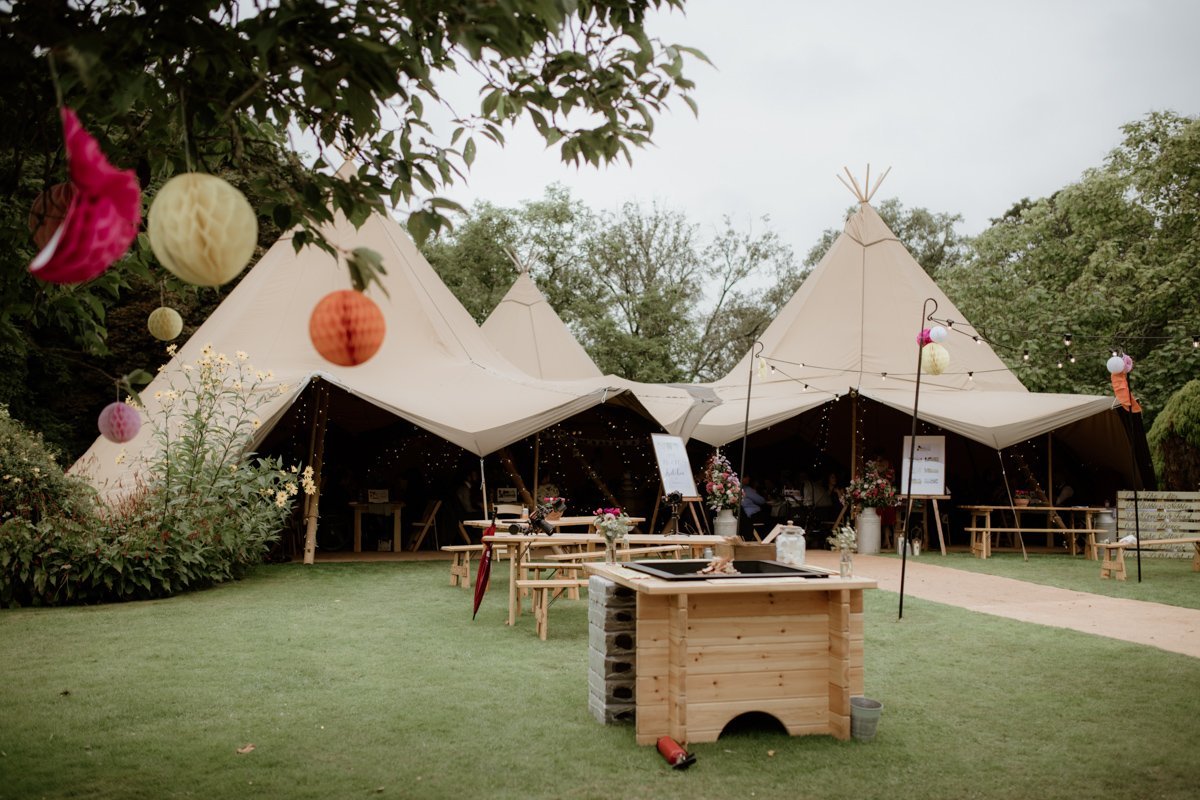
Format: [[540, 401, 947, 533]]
[[497, 448, 535, 509], [532, 433, 540, 504], [302, 381, 330, 565]]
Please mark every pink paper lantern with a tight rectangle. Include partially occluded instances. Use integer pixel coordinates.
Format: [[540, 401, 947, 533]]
[[309, 290, 386, 366], [28, 107, 141, 285], [98, 401, 142, 444], [916, 328, 932, 346], [1123, 355, 1134, 373]]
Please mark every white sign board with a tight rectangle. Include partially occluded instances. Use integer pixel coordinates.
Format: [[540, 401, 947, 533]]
[[651, 434, 700, 500], [900, 436, 946, 497]]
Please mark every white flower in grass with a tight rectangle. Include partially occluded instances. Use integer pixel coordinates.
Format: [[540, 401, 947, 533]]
[[115, 449, 127, 465]]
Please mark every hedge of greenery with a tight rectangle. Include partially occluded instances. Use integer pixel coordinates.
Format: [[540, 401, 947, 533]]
[[0, 348, 307, 607]]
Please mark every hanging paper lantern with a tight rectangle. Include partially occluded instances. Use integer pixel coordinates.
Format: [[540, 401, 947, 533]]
[[147, 173, 258, 287], [28, 182, 75, 249], [147, 306, 184, 341], [1123, 355, 1134, 373], [1106, 355, 1125, 374], [929, 325, 948, 343], [916, 327, 932, 346], [98, 402, 141, 444], [28, 108, 141, 284], [920, 342, 950, 375], [309, 290, 386, 366]]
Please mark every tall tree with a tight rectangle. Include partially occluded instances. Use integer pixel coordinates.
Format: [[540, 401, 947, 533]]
[[940, 111, 1200, 422], [1, 0, 703, 456]]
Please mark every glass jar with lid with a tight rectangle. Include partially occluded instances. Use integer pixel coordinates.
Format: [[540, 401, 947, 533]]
[[774, 520, 806, 566]]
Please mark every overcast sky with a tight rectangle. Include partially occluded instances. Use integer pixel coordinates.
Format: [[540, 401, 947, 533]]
[[429, 0, 1200, 260]]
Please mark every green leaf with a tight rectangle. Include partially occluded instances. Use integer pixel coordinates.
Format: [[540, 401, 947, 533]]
[[463, 137, 477, 167]]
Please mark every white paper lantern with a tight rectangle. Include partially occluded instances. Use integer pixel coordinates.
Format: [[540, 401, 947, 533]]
[[147, 306, 183, 341], [929, 325, 948, 343], [920, 342, 950, 375], [148, 173, 258, 287], [1106, 355, 1125, 374]]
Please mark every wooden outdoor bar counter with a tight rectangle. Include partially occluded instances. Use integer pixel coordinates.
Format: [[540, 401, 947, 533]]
[[584, 562, 877, 745]]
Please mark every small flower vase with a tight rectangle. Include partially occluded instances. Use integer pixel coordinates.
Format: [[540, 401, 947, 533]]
[[604, 536, 618, 564], [839, 549, 853, 578]]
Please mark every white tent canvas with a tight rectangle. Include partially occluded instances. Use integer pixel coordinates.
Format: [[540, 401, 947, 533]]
[[480, 269, 717, 439], [72, 202, 634, 499], [691, 196, 1120, 452]]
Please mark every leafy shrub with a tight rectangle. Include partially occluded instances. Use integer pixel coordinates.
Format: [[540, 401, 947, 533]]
[[0, 347, 309, 607], [1148, 379, 1200, 490], [0, 404, 96, 524]]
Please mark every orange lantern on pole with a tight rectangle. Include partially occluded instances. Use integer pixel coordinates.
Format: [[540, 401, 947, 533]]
[[309, 290, 386, 366]]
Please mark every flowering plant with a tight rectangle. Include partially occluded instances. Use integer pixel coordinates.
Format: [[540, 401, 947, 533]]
[[702, 451, 744, 512], [1014, 489, 1031, 499], [593, 506, 632, 543], [538, 496, 567, 515], [845, 459, 899, 509], [827, 524, 857, 553]]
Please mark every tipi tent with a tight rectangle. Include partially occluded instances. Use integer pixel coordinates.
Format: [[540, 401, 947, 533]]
[[690, 172, 1133, 489], [480, 268, 718, 439], [72, 194, 645, 501]]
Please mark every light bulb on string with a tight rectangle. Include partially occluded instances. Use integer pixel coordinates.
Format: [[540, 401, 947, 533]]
[[1192, 335, 1198, 349], [1022, 349, 1030, 362], [1056, 360, 1064, 369], [1063, 333, 1073, 347], [967, 372, 974, 381], [1068, 353, 1076, 364]]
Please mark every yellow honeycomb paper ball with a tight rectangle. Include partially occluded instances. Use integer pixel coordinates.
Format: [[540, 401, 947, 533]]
[[148, 173, 258, 287]]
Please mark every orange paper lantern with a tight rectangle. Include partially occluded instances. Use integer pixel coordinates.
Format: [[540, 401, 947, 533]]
[[309, 290, 386, 366], [28, 182, 75, 249]]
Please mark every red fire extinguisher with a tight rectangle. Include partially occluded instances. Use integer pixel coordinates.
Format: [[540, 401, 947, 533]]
[[656, 736, 696, 769]]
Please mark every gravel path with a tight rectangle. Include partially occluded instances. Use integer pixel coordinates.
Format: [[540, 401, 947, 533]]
[[804, 550, 1200, 658]]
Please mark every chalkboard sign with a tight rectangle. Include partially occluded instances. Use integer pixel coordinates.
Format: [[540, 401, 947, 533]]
[[651, 434, 700, 500], [900, 435, 946, 497]]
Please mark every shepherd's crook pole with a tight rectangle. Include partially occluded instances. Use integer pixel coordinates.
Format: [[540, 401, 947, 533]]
[[900, 298, 937, 620], [739, 341, 764, 484]]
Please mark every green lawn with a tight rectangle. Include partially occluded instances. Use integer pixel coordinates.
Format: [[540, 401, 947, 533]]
[[2, 561, 1197, 800], [881, 550, 1200, 610]]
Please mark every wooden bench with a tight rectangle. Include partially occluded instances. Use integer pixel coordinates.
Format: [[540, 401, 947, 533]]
[[965, 527, 1102, 559], [1097, 538, 1200, 581], [540, 545, 686, 562], [441, 544, 510, 588], [521, 561, 586, 599], [515, 579, 589, 640]]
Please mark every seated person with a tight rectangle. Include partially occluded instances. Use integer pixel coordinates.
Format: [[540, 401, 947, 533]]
[[740, 476, 767, 537]]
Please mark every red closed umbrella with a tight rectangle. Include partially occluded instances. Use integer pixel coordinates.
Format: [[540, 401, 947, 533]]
[[471, 520, 496, 620]]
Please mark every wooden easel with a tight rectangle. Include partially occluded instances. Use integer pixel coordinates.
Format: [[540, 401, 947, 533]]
[[899, 494, 950, 555], [648, 485, 710, 535]]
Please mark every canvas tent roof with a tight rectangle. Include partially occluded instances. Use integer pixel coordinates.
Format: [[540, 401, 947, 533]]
[[691, 198, 1120, 450], [72, 197, 643, 499], [481, 269, 603, 381], [480, 268, 718, 439]]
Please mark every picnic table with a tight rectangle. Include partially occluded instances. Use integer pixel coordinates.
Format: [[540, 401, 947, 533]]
[[961, 504, 1107, 558]]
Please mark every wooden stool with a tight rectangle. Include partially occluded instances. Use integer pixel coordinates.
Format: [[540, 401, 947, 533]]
[[1097, 542, 1128, 581], [516, 579, 589, 640]]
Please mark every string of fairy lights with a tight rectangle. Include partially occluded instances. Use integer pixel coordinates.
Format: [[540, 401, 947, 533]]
[[752, 320, 1198, 388]]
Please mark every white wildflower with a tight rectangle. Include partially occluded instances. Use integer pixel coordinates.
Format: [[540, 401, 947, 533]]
[[274, 490, 288, 508], [236, 351, 248, 362]]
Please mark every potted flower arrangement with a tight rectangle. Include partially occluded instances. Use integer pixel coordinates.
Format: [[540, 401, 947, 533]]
[[1014, 489, 1031, 507], [702, 451, 744, 537], [538, 495, 567, 519], [845, 460, 900, 509], [844, 460, 898, 555], [593, 506, 632, 563]]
